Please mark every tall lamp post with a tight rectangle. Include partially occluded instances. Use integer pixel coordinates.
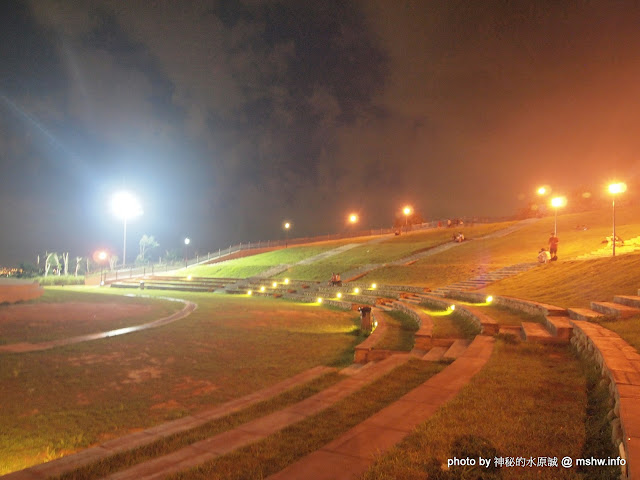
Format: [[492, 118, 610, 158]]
[[403, 206, 412, 231], [284, 222, 291, 248], [111, 192, 143, 268], [97, 251, 108, 286], [608, 182, 627, 257], [184, 237, 191, 268], [550, 196, 566, 236]]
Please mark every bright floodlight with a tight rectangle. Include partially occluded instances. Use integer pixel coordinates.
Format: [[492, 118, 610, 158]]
[[284, 222, 291, 229], [184, 237, 191, 245], [403, 206, 412, 216], [550, 196, 566, 208], [349, 213, 358, 224], [609, 182, 627, 195], [111, 192, 143, 267], [111, 192, 143, 219], [98, 251, 108, 261], [537, 186, 547, 195]]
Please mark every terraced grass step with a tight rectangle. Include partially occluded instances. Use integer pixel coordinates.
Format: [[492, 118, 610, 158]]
[[498, 325, 522, 337], [567, 307, 604, 321], [442, 339, 471, 360], [521, 322, 555, 343], [590, 301, 640, 318]]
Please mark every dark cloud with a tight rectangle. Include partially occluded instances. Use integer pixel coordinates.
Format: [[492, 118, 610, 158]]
[[1, 0, 640, 265]]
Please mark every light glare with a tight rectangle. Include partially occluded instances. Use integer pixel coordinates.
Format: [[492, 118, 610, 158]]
[[609, 182, 627, 195]]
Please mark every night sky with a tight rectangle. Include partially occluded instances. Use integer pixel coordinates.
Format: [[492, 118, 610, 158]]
[[2, 0, 640, 266]]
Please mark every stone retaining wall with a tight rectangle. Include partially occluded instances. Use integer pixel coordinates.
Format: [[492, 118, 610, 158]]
[[354, 309, 387, 363], [570, 321, 636, 478], [444, 291, 566, 317]]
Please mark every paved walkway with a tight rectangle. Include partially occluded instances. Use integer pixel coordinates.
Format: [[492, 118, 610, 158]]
[[1, 366, 335, 480], [30, 354, 411, 480], [0, 297, 197, 354], [267, 336, 495, 480]]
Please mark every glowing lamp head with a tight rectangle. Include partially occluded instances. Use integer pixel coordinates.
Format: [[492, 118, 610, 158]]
[[349, 213, 358, 223], [403, 206, 412, 216], [354, 287, 360, 294], [98, 251, 108, 261], [449, 304, 456, 311], [260, 286, 265, 292], [284, 222, 290, 230], [537, 186, 547, 195], [247, 290, 252, 296], [272, 282, 277, 288], [371, 283, 377, 289], [551, 196, 566, 208], [317, 297, 323, 304], [609, 182, 627, 195], [111, 192, 143, 220], [284, 278, 290, 284], [337, 292, 342, 299], [184, 237, 191, 245], [187, 275, 192, 280], [486, 295, 493, 304]]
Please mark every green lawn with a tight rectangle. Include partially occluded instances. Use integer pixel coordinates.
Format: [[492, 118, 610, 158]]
[[362, 340, 618, 480], [0, 288, 365, 475], [373, 310, 418, 351]]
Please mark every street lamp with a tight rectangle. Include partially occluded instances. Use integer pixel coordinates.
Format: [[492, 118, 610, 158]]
[[111, 192, 143, 268], [97, 251, 108, 286], [184, 237, 191, 268], [348, 213, 358, 224], [550, 196, 566, 236], [608, 182, 627, 256], [403, 206, 412, 230], [284, 222, 291, 248]]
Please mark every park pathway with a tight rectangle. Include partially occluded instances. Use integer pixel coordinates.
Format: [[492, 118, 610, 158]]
[[267, 336, 495, 480], [0, 297, 196, 354]]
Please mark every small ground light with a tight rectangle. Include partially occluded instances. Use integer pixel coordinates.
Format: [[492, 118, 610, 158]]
[[247, 290, 252, 295], [284, 278, 290, 284], [187, 275, 192, 280], [272, 282, 277, 288], [337, 292, 342, 298], [371, 283, 377, 289], [449, 305, 456, 311], [354, 287, 360, 294], [486, 295, 493, 303], [260, 286, 265, 292], [317, 297, 323, 303]]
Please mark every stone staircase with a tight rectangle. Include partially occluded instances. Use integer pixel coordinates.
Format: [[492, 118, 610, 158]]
[[429, 262, 539, 297], [421, 339, 471, 362], [567, 293, 640, 321]]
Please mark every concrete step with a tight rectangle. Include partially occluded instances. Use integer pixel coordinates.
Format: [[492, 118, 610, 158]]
[[614, 295, 640, 309], [442, 339, 471, 360], [544, 316, 572, 342], [422, 346, 448, 361], [402, 298, 421, 305], [498, 325, 522, 337], [567, 307, 605, 321], [521, 322, 555, 344], [590, 301, 640, 318]]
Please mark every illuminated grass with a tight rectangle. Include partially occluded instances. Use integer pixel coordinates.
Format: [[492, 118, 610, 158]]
[[54, 372, 344, 480], [361, 341, 618, 480], [374, 310, 418, 351], [596, 315, 640, 353], [167, 359, 445, 480], [0, 290, 364, 475]]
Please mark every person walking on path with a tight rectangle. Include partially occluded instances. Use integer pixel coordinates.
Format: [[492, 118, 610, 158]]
[[548, 233, 559, 260]]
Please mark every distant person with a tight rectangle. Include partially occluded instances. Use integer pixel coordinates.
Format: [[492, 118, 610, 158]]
[[538, 248, 551, 263], [548, 233, 559, 261]]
